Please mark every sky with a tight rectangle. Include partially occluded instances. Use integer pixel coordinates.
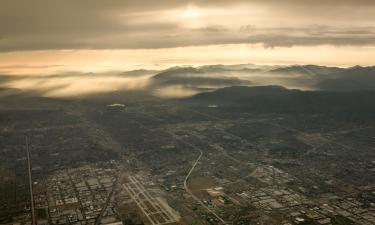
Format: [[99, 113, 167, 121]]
[[1, 0, 375, 74]]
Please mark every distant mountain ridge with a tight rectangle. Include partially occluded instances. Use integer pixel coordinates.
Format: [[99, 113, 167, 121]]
[[268, 65, 344, 76], [150, 66, 251, 87], [149, 64, 375, 92], [315, 66, 375, 91], [1, 64, 374, 100]]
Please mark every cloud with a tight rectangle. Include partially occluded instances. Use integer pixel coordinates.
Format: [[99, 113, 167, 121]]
[[1, 0, 375, 51], [243, 26, 375, 47], [0, 64, 64, 69], [0, 71, 152, 97]]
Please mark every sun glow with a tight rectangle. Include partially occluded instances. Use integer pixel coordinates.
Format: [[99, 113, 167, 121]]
[[178, 5, 206, 28], [182, 5, 202, 19]]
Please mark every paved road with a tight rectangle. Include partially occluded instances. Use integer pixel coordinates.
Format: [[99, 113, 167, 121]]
[[26, 136, 36, 225], [94, 175, 118, 225], [128, 109, 229, 224], [183, 149, 229, 225]]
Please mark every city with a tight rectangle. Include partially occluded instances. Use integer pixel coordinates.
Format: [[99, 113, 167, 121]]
[[1, 91, 374, 224]]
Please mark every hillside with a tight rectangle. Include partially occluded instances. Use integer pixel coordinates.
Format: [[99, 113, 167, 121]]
[[186, 86, 375, 120]]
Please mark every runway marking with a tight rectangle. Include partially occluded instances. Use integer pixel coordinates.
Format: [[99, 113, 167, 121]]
[[122, 176, 179, 225]]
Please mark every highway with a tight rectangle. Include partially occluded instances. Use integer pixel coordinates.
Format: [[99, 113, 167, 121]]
[[26, 136, 36, 225], [94, 175, 119, 225], [183, 148, 229, 225], [129, 107, 230, 224]]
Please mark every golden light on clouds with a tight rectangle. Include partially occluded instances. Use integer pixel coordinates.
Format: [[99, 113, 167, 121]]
[[1, 0, 375, 100], [2, 73, 152, 97], [1, 45, 375, 75], [181, 5, 202, 19]]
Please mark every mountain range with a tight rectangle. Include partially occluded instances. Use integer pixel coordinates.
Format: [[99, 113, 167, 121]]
[[148, 64, 375, 92]]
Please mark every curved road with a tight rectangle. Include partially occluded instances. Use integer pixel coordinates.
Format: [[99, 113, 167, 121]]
[[129, 110, 229, 224]]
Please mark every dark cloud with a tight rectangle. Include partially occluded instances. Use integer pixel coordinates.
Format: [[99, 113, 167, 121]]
[[1, 0, 375, 51], [246, 34, 375, 48]]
